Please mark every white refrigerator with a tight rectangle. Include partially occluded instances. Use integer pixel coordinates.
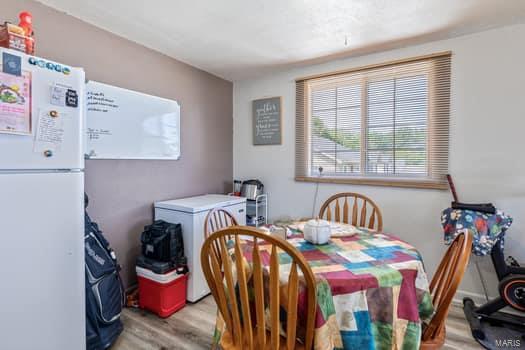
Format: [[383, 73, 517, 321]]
[[0, 48, 85, 350]]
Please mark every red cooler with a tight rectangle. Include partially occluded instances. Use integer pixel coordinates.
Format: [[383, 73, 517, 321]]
[[136, 266, 187, 318]]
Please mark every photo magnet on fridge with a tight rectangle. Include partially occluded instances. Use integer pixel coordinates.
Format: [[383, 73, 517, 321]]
[[2, 52, 22, 76], [66, 89, 78, 108]]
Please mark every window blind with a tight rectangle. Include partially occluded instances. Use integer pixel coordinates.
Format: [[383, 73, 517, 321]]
[[295, 52, 451, 189]]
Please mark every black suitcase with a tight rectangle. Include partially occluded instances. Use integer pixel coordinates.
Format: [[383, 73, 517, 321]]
[[141, 220, 184, 263]]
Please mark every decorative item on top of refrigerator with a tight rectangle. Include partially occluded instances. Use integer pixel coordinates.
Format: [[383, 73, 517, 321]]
[[0, 11, 35, 54]]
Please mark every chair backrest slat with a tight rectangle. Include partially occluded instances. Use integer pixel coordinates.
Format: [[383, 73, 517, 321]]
[[326, 204, 332, 221], [360, 200, 367, 227], [422, 232, 472, 343], [201, 226, 317, 350], [209, 242, 232, 332], [319, 193, 383, 231], [286, 262, 299, 350], [219, 237, 242, 346], [234, 236, 253, 349], [269, 245, 280, 349], [252, 238, 266, 348], [343, 197, 349, 224], [216, 211, 222, 228], [352, 197, 358, 226], [369, 209, 376, 229], [213, 212, 220, 231]]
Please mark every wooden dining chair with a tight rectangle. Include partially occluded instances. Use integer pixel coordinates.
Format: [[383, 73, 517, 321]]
[[204, 208, 239, 237], [201, 226, 317, 350], [204, 208, 239, 264], [420, 231, 473, 349], [318, 192, 383, 231]]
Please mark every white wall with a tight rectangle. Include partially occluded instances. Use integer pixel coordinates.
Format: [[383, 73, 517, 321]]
[[233, 24, 525, 300]]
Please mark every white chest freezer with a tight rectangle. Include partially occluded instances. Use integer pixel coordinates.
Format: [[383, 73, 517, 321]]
[[154, 194, 246, 302]]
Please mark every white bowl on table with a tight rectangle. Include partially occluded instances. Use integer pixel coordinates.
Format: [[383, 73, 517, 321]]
[[303, 219, 331, 245]]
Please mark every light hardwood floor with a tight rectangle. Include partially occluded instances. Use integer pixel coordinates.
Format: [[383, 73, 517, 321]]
[[112, 297, 482, 349], [443, 305, 484, 349], [112, 297, 216, 350]]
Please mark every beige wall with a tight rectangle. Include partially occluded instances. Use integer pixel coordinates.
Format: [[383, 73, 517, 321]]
[[4, 1, 233, 287], [234, 24, 525, 302]]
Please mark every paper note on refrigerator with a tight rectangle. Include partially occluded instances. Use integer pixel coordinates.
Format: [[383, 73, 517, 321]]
[[0, 71, 31, 135], [50, 84, 67, 107], [34, 109, 67, 153]]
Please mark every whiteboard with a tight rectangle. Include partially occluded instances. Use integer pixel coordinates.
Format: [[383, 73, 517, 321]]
[[85, 81, 180, 160]]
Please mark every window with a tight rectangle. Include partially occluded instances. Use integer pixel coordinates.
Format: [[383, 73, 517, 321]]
[[295, 52, 451, 189]]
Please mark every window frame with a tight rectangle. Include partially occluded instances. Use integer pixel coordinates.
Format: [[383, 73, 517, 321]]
[[295, 51, 451, 190]]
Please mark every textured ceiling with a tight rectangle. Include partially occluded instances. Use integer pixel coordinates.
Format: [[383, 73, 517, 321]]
[[37, 0, 525, 81]]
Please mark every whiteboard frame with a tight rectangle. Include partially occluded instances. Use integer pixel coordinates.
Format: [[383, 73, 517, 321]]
[[85, 81, 181, 160]]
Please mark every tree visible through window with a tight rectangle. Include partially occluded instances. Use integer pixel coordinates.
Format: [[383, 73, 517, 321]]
[[310, 74, 429, 177]]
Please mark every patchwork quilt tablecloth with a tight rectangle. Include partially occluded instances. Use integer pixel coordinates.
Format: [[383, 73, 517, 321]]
[[212, 222, 434, 350], [441, 208, 513, 256]]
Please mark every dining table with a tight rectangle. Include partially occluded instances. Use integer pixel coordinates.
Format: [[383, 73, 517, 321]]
[[212, 221, 434, 350]]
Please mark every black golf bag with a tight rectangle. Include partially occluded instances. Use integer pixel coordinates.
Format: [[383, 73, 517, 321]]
[[85, 194, 124, 349]]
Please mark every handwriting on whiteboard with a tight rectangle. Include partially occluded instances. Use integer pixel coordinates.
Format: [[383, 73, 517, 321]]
[[87, 91, 119, 113], [85, 81, 181, 160]]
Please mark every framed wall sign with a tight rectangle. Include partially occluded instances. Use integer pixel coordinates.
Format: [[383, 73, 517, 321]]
[[253, 96, 282, 145]]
